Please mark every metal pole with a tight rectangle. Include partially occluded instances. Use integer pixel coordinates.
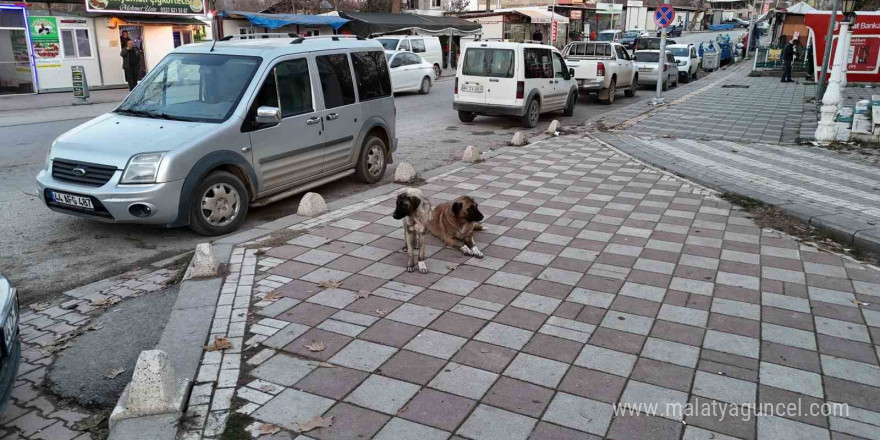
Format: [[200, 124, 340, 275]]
[[652, 26, 667, 104], [817, 0, 839, 101]]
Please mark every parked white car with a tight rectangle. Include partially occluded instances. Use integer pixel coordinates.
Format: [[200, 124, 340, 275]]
[[595, 30, 623, 42], [386, 51, 434, 94], [376, 35, 443, 79], [666, 44, 700, 83], [563, 41, 636, 104], [454, 41, 578, 128], [634, 50, 679, 91]]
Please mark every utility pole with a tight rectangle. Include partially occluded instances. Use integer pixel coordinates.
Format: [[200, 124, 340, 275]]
[[817, 0, 839, 101]]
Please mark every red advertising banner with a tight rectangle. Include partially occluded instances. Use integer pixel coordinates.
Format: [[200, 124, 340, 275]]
[[805, 12, 880, 83]]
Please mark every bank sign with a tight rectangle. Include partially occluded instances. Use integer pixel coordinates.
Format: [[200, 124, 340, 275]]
[[85, 0, 205, 16]]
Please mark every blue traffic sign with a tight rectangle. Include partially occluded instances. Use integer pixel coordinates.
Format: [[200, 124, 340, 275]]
[[654, 4, 676, 29]]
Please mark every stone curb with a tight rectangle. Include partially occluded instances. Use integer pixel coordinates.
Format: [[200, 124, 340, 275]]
[[585, 134, 880, 255]]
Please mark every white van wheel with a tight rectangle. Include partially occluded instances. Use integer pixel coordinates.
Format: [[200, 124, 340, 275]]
[[189, 171, 249, 236], [419, 77, 431, 94], [433, 64, 441, 79], [521, 98, 539, 128]]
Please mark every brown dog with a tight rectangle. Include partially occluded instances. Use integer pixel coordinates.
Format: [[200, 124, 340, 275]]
[[429, 196, 485, 258], [392, 188, 432, 273]]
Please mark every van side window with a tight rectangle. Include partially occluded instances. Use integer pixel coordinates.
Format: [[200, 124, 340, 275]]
[[616, 46, 628, 60], [316, 53, 356, 109], [552, 52, 567, 78], [275, 59, 313, 117], [351, 50, 392, 101], [399, 40, 411, 52], [524, 48, 553, 79], [411, 39, 426, 53]]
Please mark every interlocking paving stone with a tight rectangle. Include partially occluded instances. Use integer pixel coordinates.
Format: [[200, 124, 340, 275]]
[[201, 130, 880, 439], [252, 389, 335, 431]]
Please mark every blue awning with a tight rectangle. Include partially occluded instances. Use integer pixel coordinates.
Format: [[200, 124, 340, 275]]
[[222, 11, 350, 30]]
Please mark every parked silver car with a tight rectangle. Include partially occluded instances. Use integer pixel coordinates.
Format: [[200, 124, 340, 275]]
[[633, 50, 679, 91], [37, 35, 397, 236], [0, 275, 19, 414]]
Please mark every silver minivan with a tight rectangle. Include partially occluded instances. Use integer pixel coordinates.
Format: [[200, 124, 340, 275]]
[[36, 35, 397, 236]]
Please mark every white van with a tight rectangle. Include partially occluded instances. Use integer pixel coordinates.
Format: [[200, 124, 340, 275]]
[[375, 35, 443, 79], [454, 41, 578, 128]]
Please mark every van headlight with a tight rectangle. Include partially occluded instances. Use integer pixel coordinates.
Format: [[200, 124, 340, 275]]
[[121, 153, 165, 184]]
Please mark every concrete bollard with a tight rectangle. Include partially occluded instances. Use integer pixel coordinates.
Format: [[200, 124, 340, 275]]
[[183, 243, 219, 280], [510, 131, 529, 146], [462, 145, 482, 163], [546, 120, 560, 134], [394, 163, 418, 183], [297, 192, 327, 217], [109, 350, 189, 430]]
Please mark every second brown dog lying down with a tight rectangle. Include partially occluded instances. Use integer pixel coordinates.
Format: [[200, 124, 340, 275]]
[[429, 196, 485, 258]]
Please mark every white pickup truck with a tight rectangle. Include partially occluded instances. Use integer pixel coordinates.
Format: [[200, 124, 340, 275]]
[[562, 41, 637, 104]]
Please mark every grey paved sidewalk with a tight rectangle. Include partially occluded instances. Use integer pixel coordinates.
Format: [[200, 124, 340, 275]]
[[185, 134, 880, 440], [593, 62, 819, 143]]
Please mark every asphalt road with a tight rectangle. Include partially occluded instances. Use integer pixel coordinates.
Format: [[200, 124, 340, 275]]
[[0, 49, 721, 304]]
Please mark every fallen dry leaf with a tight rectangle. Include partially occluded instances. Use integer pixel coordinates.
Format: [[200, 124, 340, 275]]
[[375, 309, 388, 316], [356, 290, 371, 299], [203, 336, 232, 352], [853, 299, 870, 306], [309, 361, 335, 368], [264, 292, 282, 301], [318, 280, 342, 289], [90, 297, 121, 308], [105, 368, 125, 380], [446, 264, 458, 271], [29, 302, 51, 312], [296, 415, 333, 433], [256, 423, 281, 435], [304, 341, 326, 352]]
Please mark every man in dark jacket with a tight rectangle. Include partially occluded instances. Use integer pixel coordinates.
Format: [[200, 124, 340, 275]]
[[781, 39, 798, 83], [120, 40, 141, 91]]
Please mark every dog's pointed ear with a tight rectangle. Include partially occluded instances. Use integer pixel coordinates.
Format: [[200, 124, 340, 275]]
[[410, 196, 421, 211], [452, 201, 462, 216]]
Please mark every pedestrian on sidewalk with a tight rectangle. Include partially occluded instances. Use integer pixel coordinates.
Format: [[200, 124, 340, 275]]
[[781, 39, 799, 83], [120, 40, 142, 91]]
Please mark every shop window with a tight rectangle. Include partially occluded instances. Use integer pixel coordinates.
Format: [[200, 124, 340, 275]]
[[61, 28, 92, 59], [431, 0, 441, 8], [238, 27, 256, 39]]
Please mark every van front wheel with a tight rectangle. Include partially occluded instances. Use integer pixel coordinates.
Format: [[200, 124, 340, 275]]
[[355, 135, 387, 184], [458, 111, 475, 122], [521, 98, 539, 128], [189, 171, 249, 236]]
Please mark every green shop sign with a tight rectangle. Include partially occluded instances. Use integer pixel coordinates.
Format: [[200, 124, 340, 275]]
[[85, 0, 205, 16], [28, 16, 59, 43]]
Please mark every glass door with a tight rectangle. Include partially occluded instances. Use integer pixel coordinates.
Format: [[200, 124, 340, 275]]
[[0, 7, 36, 94]]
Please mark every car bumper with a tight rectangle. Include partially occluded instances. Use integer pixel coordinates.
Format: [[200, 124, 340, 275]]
[[36, 168, 185, 226], [637, 73, 662, 84], [0, 332, 20, 415], [454, 102, 523, 117], [577, 79, 605, 92]]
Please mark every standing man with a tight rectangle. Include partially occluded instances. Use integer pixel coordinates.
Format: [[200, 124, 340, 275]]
[[120, 40, 141, 91], [120, 30, 130, 48], [781, 39, 798, 83], [532, 28, 543, 43]]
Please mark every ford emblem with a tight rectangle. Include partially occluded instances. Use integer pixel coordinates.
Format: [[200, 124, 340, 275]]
[[72, 167, 87, 176]]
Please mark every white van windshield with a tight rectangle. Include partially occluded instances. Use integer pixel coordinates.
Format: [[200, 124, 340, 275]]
[[596, 32, 617, 41], [462, 48, 514, 78], [376, 39, 399, 50], [116, 53, 261, 123]]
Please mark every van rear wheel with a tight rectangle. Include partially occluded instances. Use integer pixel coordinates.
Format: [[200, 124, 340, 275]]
[[433, 64, 441, 79], [419, 77, 431, 95], [189, 171, 249, 236], [458, 111, 475, 123], [355, 135, 387, 184], [521, 98, 539, 128]]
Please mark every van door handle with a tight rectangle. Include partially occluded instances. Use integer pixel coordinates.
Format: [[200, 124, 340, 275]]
[[489, 78, 499, 82], [326, 113, 339, 121], [306, 117, 321, 125]]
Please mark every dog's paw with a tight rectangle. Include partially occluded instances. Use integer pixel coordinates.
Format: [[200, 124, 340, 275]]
[[418, 261, 428, 274], [407, 264, 415, 272], [471, 246, 484, 259], [459, 245, 474, 256]]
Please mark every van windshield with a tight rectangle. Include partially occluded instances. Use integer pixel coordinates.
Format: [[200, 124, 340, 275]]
[[376, 39, 399, 50], [596, 32, 616, 41], [116, 53, 261, 123], [462, 48, 514, 78]]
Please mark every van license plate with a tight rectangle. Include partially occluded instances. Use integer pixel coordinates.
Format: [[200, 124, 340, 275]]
[[461, 84, 483, 93], [639, 67, 653, 72], [51, 191, 94, 210]]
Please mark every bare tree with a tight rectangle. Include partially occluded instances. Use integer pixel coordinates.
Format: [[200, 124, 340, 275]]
[[445, 0, 469, 12], [360, 0, 392, 11]]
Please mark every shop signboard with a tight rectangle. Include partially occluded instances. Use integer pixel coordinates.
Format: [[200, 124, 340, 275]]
[[85, 0, 206, 16], [570, 10, 582, 20], [28, 16, 62, 69], [627, 0, 643, 6], [71, 66, 90, 101], [552, 20, 559, 43], [805, 12, 880, 82]]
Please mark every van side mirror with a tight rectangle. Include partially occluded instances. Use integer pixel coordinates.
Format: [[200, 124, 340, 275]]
[[569, 67, 575, 76], [255, 106, 282, 125]]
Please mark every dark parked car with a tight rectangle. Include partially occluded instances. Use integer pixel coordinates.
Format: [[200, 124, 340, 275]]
[[656, 25, 682, 37], [0, 275, 20, 414], [619, 30, 642, 51], [639, 37, 678, 50]]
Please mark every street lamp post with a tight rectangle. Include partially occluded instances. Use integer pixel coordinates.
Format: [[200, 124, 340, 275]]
[[814, 14, 855, 143]]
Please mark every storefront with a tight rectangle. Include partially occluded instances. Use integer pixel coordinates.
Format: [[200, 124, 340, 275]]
[[459, 7, 568, 47], [0, 0, 207, 94]]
